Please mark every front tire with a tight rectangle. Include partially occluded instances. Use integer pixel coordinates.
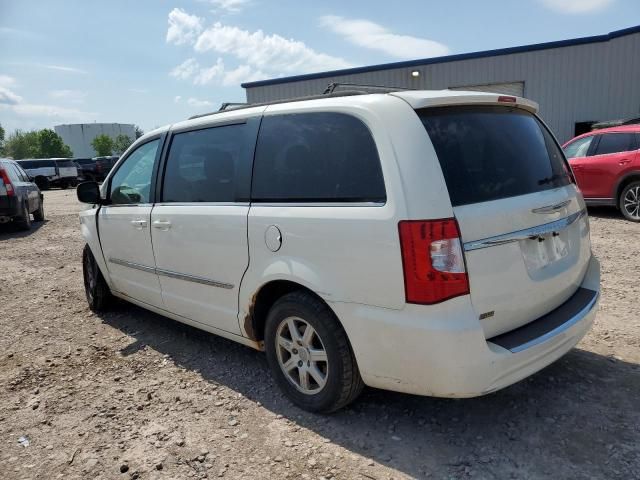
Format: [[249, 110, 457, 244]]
[[620, 181, 640, 222], [264, 291, 364, 413], [33, 198, 44, 222], [59, 181, 69, 190], [83, 245, 113, 312]]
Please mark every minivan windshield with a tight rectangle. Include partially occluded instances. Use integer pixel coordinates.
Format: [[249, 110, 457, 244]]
[[419, 106, 572, 207]]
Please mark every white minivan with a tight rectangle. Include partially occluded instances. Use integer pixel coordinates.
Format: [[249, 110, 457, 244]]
[[77, 89, 600, 412]]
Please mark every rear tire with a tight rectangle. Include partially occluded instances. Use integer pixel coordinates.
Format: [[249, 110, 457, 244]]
[[83, 244, 113, 312], [619, 181, 640, 222], [33, 198, 44, 222], [264, 291, 364, 413], [16, 202, 32, 231], [35, 177, 50, 190]]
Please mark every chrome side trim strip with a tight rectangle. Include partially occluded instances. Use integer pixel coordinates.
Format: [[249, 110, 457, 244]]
[[155, 267, 234, 289], [509, 291, 599, 353], [108, 258, 233, 289], [463, 209, 587, 252], [531, 199, 571, 214], [109, 257, 156, 273]]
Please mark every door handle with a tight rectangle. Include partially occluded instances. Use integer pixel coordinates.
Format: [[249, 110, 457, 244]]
[[618, 159, 631, 165], [130, 219, 147, 229], [152, 220, 172, 230]]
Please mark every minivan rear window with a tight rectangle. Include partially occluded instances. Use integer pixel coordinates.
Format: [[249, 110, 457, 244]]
[[55, 160, 74, 167], [419, 106, 572, 207]]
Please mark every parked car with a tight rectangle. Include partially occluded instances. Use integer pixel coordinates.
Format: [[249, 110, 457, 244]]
[[563, 125, 640, 221], [17, 158, 78, 190], [0, 158, 44, 230], [77, 90, 600, 412], [93, 156, 119, 181], [74, 158, 97, 182]]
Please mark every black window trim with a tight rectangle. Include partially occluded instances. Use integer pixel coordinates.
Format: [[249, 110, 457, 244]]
[[106, 133, 167, 206], [590, 132, 637, 158], [249, 111, 387, 205], [157, 118, 260, 205]]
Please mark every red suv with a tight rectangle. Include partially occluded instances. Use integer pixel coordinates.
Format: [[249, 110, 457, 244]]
[[563, 125, 640, 221]]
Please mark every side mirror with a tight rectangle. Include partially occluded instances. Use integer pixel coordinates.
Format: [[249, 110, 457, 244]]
[[77, 181, 102, 204]]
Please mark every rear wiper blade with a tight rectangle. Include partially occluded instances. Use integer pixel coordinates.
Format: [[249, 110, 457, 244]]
[[537, 173, 569, 186]]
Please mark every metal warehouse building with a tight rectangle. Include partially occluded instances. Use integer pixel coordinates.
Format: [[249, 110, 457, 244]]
[[242, 25, 640, 143], [54, 123, 135, 158]]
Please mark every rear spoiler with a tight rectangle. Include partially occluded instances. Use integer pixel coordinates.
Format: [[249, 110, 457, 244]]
[[390, 90, 539, 113]]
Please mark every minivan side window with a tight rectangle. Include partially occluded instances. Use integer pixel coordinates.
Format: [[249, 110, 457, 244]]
[[593, 133, 635, 156], [563, 136, 594, 159], [109, 139, 159, 205], [162, 123, 249, 203], [252, 113, 386, 203]]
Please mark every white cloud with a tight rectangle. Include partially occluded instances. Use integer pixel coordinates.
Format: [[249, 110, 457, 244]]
[[320, 15, 449, 59], [538, 0, 614, 13], [0, 85, 23, 105], [193, 58, 225, 85], [166, 8, 203, 45], [209, 0, 251, 13], [49, 89, 87, 104], [169, 57, 269, 87], [43, 64, 87, 74], [0, 75, 17, 87], [187, 97, 214, 108], [174, 95, 182, 103], [192, 22, 351, 73], [221, 64, 267, 86], [170, 58, 200, 80]]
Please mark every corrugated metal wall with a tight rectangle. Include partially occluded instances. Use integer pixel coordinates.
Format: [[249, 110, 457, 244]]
[[244, 32, 640, 142]]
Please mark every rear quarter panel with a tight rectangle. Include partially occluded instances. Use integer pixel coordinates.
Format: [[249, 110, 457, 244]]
[[240, 95, 454, 333]]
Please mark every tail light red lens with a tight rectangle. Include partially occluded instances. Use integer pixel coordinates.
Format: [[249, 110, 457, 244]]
[[0, 168, 14, 196], [398, 218, 470, 304]]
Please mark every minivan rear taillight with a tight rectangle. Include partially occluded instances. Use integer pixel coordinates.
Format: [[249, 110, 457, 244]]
[[398, 218, 469, 304], [0, 168, 14, 196]]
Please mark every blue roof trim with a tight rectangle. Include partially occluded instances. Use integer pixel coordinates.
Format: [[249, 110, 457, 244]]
[[242, 24, 640, 89]]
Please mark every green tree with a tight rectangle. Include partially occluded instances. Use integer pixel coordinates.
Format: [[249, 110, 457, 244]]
[[91, 134, 114, 156], [113, 134, 133, 155], [134, 125, 144, 139], [37, 129, 72, 158], [4, 128, 72, 159]]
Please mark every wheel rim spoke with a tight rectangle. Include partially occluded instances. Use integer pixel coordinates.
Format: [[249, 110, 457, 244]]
[[309, 348, 327, 362], [301, 324, 315, 346], [298, 368, 310, 390], [308, 365, 327, 389], [278, 336, 293, 352], [286, 318, 302, 343], [282, 357, 297, 372]]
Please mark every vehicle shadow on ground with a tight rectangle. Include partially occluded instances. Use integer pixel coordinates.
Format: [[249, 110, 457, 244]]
[[0, 220, 47, 240], [97, 303, 640, 478], [587, 206, 627, 220]]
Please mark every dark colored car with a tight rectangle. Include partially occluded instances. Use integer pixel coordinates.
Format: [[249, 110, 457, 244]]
[[0, 158, 44, 230], [563, 125, 640, 221], [93, 156, 119, 181], [74, 158, 98, 181]]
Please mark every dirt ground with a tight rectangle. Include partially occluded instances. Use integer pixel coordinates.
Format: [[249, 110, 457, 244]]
[[1, 189, 639, 480]]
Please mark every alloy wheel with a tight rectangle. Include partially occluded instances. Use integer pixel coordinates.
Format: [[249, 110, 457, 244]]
[[623, 185, 640, 219], [275, 316, 329, 395]]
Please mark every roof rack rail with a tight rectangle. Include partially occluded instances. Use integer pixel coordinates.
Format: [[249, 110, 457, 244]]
[[187, 89, 368, 120], [219, 102, 248, 111], [323, 82, 415, 94]]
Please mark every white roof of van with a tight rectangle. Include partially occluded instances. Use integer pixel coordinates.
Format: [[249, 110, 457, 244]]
[[391, 90, 539, 112]]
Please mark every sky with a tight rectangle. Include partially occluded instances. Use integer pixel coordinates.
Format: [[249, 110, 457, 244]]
[[0, 0, 638, 135]]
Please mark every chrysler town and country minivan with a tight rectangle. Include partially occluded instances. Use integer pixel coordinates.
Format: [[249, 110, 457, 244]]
[[77, 90, 600, 412]]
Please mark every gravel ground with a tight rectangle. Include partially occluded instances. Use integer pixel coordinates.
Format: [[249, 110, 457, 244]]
[[1, 189, 639, 480]]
